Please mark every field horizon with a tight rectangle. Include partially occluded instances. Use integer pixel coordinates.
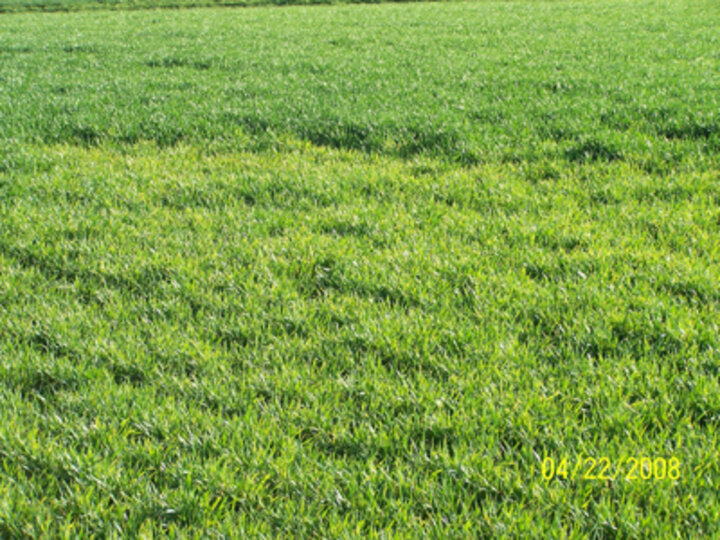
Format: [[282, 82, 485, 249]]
[[1, 0, 464, 15]]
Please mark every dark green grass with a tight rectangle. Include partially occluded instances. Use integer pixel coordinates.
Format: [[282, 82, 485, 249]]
[[1, 0, 719, 166], [0, 0, 429, 14], [1, 0, 720, 537]]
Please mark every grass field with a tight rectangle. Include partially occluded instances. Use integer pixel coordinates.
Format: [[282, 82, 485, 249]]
[[0, 0, 410, 14], [1, 0, 720, 537]]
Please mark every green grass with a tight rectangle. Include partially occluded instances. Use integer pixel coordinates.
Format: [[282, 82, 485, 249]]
[[1, 0, 720, 537], [0, 0, 427, 14], [1, 1, 718, 167]]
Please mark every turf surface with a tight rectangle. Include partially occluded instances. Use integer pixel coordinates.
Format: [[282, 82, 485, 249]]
[[1, 0, 719, 537], [0, 0, 421, 14]]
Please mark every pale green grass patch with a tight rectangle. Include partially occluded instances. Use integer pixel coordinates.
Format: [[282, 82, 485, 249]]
[[1, 139, 718, 536]]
